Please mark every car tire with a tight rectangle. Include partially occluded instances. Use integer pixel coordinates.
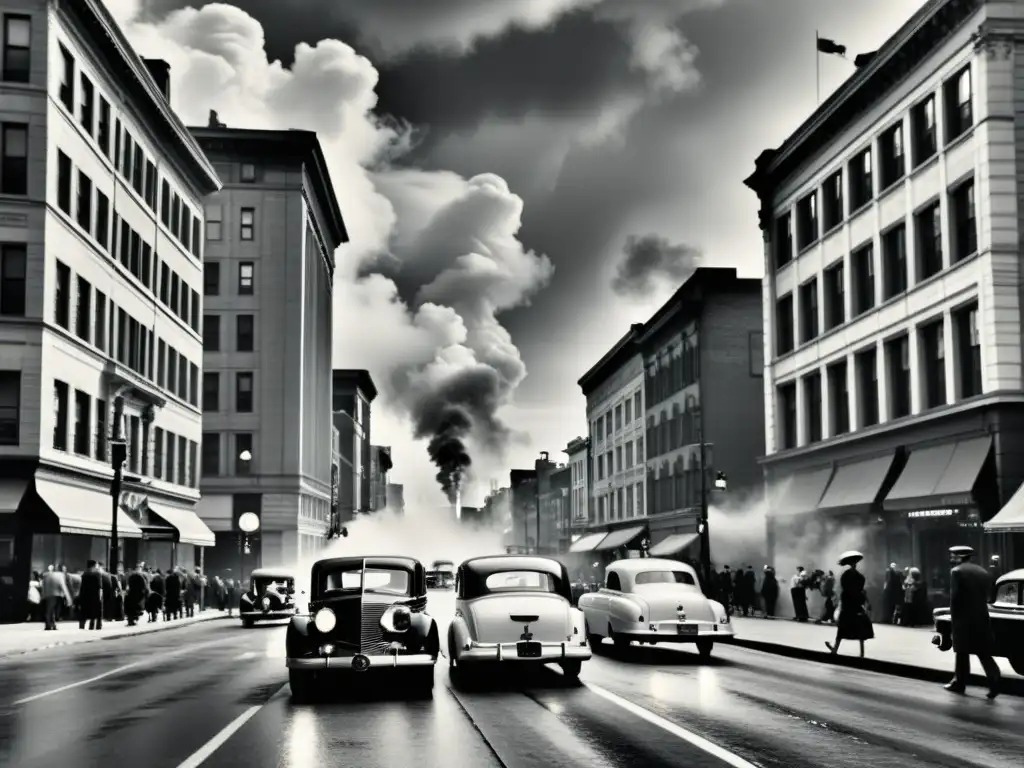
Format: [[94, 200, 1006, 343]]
[[242, 618, 254, 628], [696, 639, 714, 659], [610, 625, 630, 649], [560, 659, 582, 680], [289, 670, 316, 703], [1010, 657, 1024, 676], [414, 666, 435, 696]]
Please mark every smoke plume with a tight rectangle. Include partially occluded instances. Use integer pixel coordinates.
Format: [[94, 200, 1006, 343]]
[[419, 405, 471, 502], [612, 234, 701, 297]]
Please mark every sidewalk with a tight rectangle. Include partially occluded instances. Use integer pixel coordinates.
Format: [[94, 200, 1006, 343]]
[[0, 609, 231, 660], [728, 616, 1023, 695]]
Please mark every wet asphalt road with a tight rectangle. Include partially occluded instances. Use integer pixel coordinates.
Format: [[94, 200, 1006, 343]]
[[0, 595, 1019, 768]]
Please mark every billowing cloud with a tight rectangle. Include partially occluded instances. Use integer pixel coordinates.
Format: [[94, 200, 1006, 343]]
[[104, 1, 552, 503], [611, 234, 700, 297]]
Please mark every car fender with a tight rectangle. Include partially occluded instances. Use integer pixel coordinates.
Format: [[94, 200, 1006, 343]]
[[285, 615, 313, 657], [569, 606, 587, 638], [707, 598, 728, 622], [401, 611, 439, 657], [608, 593, 648, 630], [449, 608, 471, 659]]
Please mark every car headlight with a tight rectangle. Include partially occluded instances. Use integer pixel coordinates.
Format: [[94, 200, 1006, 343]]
[[719, 616, 730, 625], [380, 605, 412, 633], [314, 607, 336, 633]]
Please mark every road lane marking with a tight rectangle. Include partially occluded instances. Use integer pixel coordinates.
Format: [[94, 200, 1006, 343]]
[[584, 682, 759, 768], [174, 705, 264, 768], [13, 637, 230, 705]]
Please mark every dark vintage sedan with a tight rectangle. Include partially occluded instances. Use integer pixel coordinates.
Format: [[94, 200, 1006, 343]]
[[285, 555, 440, 700], [932, 568, 1024, 675], [239, 568, 299, 627], [426, 560, 455, 590]]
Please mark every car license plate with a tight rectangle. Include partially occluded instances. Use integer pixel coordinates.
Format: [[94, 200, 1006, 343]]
[[677, 624, 697, 636], [517, 641, 543, 658]]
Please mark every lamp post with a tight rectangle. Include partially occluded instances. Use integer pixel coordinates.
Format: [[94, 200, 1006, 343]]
[[696, 409, 729, 591], [238, 510, 259, 587]]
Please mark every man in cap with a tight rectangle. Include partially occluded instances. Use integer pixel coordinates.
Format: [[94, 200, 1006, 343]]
[[946, 545, 1000, 698]]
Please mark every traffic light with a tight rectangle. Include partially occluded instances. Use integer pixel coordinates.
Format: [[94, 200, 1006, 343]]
[[110, 440, 127, 469]]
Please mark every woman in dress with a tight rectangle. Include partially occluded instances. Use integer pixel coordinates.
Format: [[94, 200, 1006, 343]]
[[825, 551, 875, 658]]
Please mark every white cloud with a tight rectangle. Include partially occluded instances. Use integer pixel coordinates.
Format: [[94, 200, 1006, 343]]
[[104, 1, 552, 505]]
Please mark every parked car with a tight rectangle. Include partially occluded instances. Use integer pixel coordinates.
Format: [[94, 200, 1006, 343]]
[[239, 568, 299, 627], [285, 555, 440, 701], [932, 568, 1024, 675], [578, 558, 733, 658], [426, 560, 455, 589], [447, 555, 591, 681]]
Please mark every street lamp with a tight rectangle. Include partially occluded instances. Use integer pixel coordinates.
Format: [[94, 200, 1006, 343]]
[[239, 449, 252, 463], [238, 511, 260, 587], [714, 472, 728, 491]]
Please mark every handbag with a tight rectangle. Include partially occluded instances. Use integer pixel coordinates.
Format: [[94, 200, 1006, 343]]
[[833, 606, 841, 623]]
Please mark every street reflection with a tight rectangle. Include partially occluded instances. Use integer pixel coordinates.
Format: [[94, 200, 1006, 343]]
[[281, 707, 323, 768]]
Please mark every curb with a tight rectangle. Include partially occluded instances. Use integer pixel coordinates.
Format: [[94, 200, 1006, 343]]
[[729, 638, 1024, 697], [0, 613, 230, 661]]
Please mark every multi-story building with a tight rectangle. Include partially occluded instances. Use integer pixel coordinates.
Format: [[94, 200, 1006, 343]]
[[368, 445, 392, 511], [0, 1, 221, 608], [744, 0, 1024, 596], [191, 124, 347, 574], [543, 462, 571, 553], [332, 369, 376, 523], [565, 436, 591, 534], [509, 466, 539, 552], [573, 268, 764, 564], [386, 482, 404, 515]]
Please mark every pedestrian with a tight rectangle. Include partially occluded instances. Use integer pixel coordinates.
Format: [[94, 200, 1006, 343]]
[[719, 566, 734, 616], [761, 565, 778, 618], [26, 571, 41, 622], [742, 566, 757, 616], [883, 563, 903, 624], [945, 545, 1000, 699], [147, 568, 165, 622], [125, 564, 148, 626], [790, 566, 809, 622], [78, 561, 104, 631], [826, 551, 873, 657], [816, 569, 836, 624], [40, 565, 71, 630]]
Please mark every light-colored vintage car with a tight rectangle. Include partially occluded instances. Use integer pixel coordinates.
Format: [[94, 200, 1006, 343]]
[[447, 555, 592, 681], [578, 558, 733, 658]]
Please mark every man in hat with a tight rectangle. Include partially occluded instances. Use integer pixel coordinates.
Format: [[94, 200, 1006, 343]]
[[78, 560, 104, 630], [946, 545, 1000, 698]]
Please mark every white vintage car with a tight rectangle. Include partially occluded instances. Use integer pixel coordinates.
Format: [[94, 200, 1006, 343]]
[[578, 558, 733, 658], [447, 555, 591, 681]]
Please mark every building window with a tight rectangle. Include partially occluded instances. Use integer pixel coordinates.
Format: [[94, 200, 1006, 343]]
[[58, 44, 74, 112], [2, 16, 30, 83], [56, 150, 72, 214], [949, 179, 976, 263], [76, 170, 92, 231], [202, 432, 220, 476], [79, 73, 93, 134], [954, 302, 982, 399], [774, 212, 793, 269], [98, 97, 110, 156], [882, 224, 907, 300], [803, 371, 822, 443], [204, 261, 220, 296], [0, 123, 27, 195], [95, 398, 106, 461], [799, 278, 819, 343], [886, 335, 911, 419], [53, 380, 68, 450], [203, 372, 219, 411], [205, 204, 222, 240], [822, 170, 843, 231], [54, 259, 70, 329], [0, 243, 26, 316], [0, 371, 19, 445], [634, 392, 641, 420], [235, 433, 253, 475], [879, 121, 905, 189], [203, 314, 220, 351], [188, 440, 198, 487], [240, 208, 255, 241], [824, 261, 845, 330], [855, 346, 879, 427], [93, 290, 105, 352], [796, 192, 818, 249], [848, 147, 873, 211], [624, 398, 632, 424], [911, 95, 936, 168], [775, 293, 794, 355], [915, 201, 942, 282], [160, 180, 170, 225], [777, 381, 797, 450], [944, 66, 972, 142], [95, 190, 109, 250], [919, 319, 946, 410], [73, 389, 90, 456], [238, 262, 254, 295], [236, 372, 253, 412], [240, 163, 256, 182], [74, 276, 90, 342], [236, 314, 254, 351], [827, 360, 849, 436], [177, 435, 187, 485]]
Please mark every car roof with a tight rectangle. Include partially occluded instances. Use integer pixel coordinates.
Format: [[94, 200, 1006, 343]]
[[461, 554, 565, 577], [249, 568, 296, 579], [997, 568, 1024, 584], [607, 558, 698, 574], [310, 555, 421, 572]]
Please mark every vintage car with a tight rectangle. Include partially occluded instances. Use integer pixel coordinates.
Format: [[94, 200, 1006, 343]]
[[578, 558, 733, 658], [932, 568, 1024, 675], [447, 555, 591, 681], [285, 555, 440, 700], [426, 560, 456, 590], [239, 567, 299, 627]]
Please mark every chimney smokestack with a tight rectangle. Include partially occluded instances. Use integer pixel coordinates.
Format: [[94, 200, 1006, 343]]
[[143, 59, 171, 102], [453, 487, 462, 521]]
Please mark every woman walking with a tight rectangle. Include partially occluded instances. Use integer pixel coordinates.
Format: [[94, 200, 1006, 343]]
[[826, 550, 875, 658]]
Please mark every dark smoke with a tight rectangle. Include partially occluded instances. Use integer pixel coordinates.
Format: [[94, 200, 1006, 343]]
[[612, 234, 701, 297], [426, 408, 472, 502]]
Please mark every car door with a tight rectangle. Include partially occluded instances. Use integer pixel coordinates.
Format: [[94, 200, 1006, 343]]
[[584, 571, 620, 632]]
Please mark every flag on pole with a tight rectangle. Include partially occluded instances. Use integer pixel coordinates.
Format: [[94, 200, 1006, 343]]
[[816, 37, 847, 57], [854, 51, 878, 68]]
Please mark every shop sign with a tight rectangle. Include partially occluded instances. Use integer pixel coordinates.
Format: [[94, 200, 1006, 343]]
[[907, 508, 959, 518]]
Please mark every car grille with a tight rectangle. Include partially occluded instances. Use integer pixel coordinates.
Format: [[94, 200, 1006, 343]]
[[360, 603, 391, 655]]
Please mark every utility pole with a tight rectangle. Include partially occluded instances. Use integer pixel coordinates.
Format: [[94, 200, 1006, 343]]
[[109, 395, 128, 575], [697, 409, 712, 592]]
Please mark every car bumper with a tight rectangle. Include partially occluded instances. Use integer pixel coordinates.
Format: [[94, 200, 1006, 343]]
[[458, 641, 592, 663], [618, 621, 734, 641], [242, 612, 295, 621], [286, 653, 435, 670]]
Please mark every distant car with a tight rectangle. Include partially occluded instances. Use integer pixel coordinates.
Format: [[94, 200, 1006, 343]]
[[285, 555, 440, 701], [447, 555, 591, 681], [427, 560, 455, 590], [578, 558, 733, 658], [932, 568, 1024, 675], [239, 567, 299, 627]]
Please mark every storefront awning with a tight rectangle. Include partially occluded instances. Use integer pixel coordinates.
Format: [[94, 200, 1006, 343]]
[[769, 467, 834, 518], [986, 481, 1024, 534], [148, 504, 216, 547], [0, 481, 27, 514], [568, 532, 609, 553], [884, 437, 991, 512], [816, 453, 896, 515], [34, 478, 143, 538], [594, 525, 646, 551], [648, 533, 699, 557]]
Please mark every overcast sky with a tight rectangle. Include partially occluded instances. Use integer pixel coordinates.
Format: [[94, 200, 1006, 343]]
[[108, 0, 926, 506]]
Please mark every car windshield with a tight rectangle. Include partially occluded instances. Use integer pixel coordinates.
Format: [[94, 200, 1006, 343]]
[[319, 567, 409, 597], [252, 576, 293, 595], [994, 581, 1021, 605], [483, 570, 558, 594], [635, 570, 696, 586]]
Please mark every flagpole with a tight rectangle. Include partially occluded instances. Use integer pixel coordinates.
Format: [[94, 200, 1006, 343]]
[[815, 30, 821, 105]]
